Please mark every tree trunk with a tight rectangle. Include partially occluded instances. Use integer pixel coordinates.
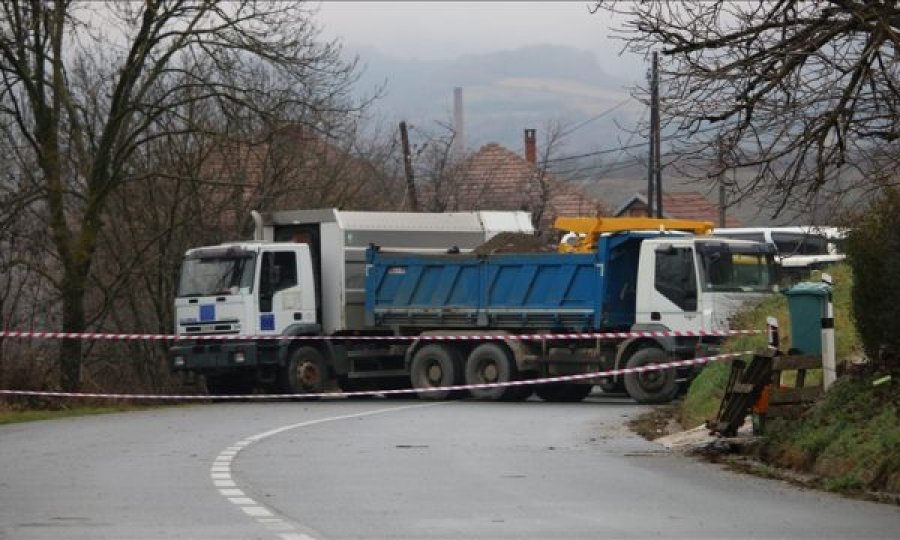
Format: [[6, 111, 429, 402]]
[[59, 272, 87, 392]]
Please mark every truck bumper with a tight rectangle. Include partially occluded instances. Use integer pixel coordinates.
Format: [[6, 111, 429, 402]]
[[169, 341, 260, 374]]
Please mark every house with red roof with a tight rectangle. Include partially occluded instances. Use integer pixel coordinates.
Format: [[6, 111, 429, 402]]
[[614, 191, 743, 227], [424, 131, 609, 230]]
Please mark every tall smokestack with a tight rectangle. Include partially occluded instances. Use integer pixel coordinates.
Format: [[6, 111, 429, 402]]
[[453, 87, 465, 155], [524, 128, 537, 164]]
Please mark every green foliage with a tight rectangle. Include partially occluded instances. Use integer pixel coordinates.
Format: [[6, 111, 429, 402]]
[[679, 262, 900, 494], [762, 375, 900, 493], [679, 360, 729, 428], [844, 188, 900, 370]]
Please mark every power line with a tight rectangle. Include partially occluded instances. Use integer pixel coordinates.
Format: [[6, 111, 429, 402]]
[[558, 97, 633, 138], [539, 123, 726, 167]]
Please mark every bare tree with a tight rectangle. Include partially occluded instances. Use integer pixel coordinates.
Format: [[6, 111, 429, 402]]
[[408, 121, 464, 212], [0, 1, 362, 391], [596, 0, 900, 216], [84, 110, 402, 393]]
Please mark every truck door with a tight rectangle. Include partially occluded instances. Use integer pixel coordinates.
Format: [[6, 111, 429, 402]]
[[639, 244, 702, 332], [257, 247, 313, 334]]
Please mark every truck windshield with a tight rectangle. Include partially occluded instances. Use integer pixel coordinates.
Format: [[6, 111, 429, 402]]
[[697, 243, 775, 293], [177, 256, 255, 297]]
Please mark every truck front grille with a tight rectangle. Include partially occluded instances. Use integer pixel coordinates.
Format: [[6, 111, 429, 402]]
[[181, 323, 240, 335]]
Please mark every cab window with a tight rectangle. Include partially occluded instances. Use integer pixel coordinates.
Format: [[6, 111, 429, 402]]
[[259, 251, 297, 312], [655, 247, 698, 311]]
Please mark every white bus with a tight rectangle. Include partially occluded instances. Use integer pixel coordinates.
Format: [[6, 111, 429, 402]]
[[712, 226, 846, 280]]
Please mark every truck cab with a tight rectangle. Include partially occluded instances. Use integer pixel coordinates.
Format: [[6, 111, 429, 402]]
[[635, 236, 776, 333], [174, 242, 316, 338], [171, 242, 318, 395]]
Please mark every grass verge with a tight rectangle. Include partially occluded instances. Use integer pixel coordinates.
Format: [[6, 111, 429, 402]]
[[678, 263, 900, 497], [0, 402, 158, 425]]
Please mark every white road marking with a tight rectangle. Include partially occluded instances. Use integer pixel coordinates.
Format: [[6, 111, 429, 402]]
[[210, 402, 445, 540], [242, 506, 274, 517], [279, 534, 317, 540]]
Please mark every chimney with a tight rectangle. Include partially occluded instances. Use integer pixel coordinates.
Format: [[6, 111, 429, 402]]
[[524, 128, 537, 164], [453, 87, 465, 155]]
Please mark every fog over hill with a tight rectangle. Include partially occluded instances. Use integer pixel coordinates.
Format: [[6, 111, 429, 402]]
[[350, 44, 853, 226], [354, 44, 644, 154]]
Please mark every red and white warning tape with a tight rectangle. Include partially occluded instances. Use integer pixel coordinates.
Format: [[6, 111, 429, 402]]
[[0, 329, 760, 342], [0, 350, 752, 401]]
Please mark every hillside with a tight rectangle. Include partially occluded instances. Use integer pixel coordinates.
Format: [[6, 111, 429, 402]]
[[352, 44, 857, 226], [353, 44, 644, 153]]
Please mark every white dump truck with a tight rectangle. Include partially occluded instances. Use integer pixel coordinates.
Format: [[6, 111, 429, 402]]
[[169, 211, 777, 403]]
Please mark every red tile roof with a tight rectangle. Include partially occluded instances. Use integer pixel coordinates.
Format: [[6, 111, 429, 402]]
[[616, 191, 743, 227], [436, 143, 609, 229]]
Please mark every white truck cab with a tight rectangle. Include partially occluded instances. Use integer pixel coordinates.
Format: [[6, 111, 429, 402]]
[[634, 236, 776, 333], [174, 242, 316, 338]]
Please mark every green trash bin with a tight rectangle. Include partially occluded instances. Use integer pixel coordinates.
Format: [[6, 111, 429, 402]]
[[784, 282, 832, 355]]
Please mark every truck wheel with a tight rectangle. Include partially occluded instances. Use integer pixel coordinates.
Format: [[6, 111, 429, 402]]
[[623, 347, 678, 404], [410, 344, 464, 400], [281, 346, 330, 395], [465, 343, 519, 401], [536, 383, 592, 402]]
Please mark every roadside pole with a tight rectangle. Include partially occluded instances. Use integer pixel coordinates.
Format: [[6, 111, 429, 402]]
[[821, 273, 837, 389]]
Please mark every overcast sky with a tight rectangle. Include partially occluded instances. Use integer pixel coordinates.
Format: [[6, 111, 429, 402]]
[[313, 1, 643, 81]]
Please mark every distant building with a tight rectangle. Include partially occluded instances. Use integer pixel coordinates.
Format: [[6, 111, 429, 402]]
[[432, 133, 609, 230], [614, 191, 742, 227]]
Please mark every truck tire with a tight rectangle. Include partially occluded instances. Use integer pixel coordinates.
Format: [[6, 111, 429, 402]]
[[623, 347, 679, 404], [465, 343, 519, 401], [410, 344, 464, 400], [535, 383, 593, 402], [281, 346, 330, 395]]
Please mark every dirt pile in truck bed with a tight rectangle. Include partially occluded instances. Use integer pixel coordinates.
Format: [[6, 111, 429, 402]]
[[472, 232, 558, 255]]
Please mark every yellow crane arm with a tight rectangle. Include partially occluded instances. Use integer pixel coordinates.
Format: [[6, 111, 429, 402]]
[[555, 216, 714, 253]]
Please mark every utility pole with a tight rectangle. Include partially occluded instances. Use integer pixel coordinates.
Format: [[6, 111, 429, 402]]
[[651, 51, 662, 218], [646, 54, 655, 218], [399, 121, 418, 211], [718, 139, 726, 227]]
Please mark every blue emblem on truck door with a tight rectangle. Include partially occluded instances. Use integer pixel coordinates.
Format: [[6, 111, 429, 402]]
[[260, 313, 275, 331], [200, 304, 215, 322]]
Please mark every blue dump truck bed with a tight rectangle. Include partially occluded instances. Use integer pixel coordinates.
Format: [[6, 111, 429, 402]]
[[365, 233, 646, 332]]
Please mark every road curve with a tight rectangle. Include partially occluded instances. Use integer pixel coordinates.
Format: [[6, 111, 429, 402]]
[[1, 396, 898, 539]]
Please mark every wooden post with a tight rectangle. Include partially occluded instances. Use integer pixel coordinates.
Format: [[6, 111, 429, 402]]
[[647, 52, 657, 218], [399, 121, 418, 211]]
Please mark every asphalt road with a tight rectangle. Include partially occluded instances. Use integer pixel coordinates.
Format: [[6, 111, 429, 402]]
[[1, 394, 898, 539]]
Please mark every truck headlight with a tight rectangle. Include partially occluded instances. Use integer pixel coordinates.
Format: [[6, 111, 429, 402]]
[[233, 351, 246, 364], [173, 355, 185, 368]]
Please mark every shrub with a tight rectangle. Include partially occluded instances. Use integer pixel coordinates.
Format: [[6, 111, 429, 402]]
[[843, 188, 900, 371]]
